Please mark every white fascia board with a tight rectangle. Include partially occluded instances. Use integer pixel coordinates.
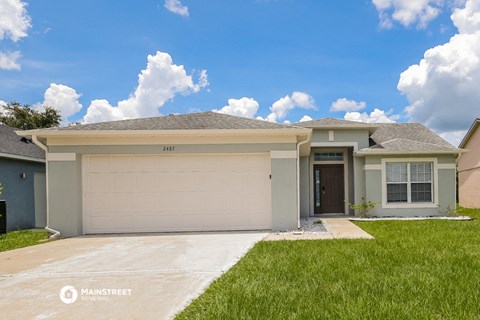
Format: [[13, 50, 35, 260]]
[[355, 150, 465, 156], [16, 128, 311, 138], [0, 152, 45, 163]]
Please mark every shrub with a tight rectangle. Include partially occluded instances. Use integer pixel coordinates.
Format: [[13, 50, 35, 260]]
[[345, 197, 377, 218]]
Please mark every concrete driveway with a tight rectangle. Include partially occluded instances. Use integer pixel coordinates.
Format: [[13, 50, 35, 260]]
[[0, 232, 267, 320]]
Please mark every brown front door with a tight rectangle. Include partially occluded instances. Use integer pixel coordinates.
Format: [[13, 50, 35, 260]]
[[313, 164, 345, 214]]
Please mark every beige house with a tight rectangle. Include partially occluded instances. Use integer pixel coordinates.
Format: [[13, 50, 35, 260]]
[[458, 118, 480, 208]]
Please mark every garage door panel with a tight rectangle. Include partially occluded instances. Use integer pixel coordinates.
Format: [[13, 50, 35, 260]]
[[90, 215, 132, 231], [83, 154, 271, 234], [86, 173, 112, 193]]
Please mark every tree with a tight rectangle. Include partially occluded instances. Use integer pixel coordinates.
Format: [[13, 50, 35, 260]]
[[0, 101, 62, 130]]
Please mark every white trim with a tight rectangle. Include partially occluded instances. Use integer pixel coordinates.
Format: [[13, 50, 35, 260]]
[[356, 150, 463, 156], [438, 163, 456, 170], [297, 136, 310, 229], [328, 130, 334, 142], [18, 128, 312, 138], [46, 153, 76, 161], [0, 152, 45, 163], [364, 164, 382, 171], [381, 158, 439, 209], [311, 142, 359, 152], [270, 150, 297, 159]]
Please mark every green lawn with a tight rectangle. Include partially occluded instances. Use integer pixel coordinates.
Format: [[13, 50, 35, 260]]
[[0, 230, 51, 252], [177, 207, 480, 320]]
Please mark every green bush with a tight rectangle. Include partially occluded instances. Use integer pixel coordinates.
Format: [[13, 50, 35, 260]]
[[345, 197, 377, 218]]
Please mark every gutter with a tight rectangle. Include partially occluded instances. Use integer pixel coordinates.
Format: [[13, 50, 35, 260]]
[[296, 135, 310, 230], [31, 135, 61, 239]]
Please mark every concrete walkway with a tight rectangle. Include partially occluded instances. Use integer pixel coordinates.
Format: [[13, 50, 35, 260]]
[[264, 217, 373, 241], [322, 218, 374, 239]]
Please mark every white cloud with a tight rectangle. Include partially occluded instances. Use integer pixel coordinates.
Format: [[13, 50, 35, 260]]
[[261, 91, 315, 122], [344, 108, 398, 123], [330, 98, 366, 112], [398, 0, 480, 135], [0, 0, 31, 70], [299, 115, 313, 122], [0, 50, 20, 70], [213, 97, 259, 118], [83, 51, 208, 123], [164, 0, 189, 17], [372, 0, 444, 29], [0, 0, 31, 41], [40, 83, 83, 121], [439, 130, 467, 146], [451, 0, 480, 33]]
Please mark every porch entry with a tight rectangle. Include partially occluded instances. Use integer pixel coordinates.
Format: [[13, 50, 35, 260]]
[[313, 164, 345, 214]]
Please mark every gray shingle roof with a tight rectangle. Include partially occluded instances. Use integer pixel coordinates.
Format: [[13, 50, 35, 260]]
[[47, 112, 305, 131], [296, 118, 379, 128], [0, 124, 45, 160], [358, 123, 460, 154]]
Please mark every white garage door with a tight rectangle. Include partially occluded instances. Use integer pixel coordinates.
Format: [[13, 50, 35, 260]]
[[83, 154, 271, 234]]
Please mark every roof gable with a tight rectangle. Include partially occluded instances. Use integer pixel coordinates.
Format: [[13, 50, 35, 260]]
[[357, 123, 461, 155]]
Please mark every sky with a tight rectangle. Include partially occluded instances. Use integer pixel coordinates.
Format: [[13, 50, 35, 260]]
[[1, 0, 479, 146]]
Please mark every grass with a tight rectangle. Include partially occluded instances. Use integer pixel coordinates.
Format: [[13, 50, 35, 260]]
[[177, 207, 480, 320], [0, 230, 51, 252]]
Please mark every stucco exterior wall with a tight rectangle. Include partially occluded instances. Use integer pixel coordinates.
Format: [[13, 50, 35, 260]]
[[47, 142, 298, 236], [48, 159, 82, 236], [458, 125, 480, 208], [364, 154, 457, 216], [271, 158, 298, 230], [299, 156, 310, 218], [0, 158, 45, 230], [311, 129, 370, 149]]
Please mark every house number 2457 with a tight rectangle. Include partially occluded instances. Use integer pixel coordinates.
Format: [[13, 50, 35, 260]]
[[162, 146, 176, 152]]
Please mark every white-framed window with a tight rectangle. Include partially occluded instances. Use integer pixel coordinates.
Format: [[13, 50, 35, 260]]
[[386, 162, 432, 203], [382, 158, 438, 208]]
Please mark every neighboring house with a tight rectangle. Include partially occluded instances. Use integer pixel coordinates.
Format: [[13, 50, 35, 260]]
[[0, 124, 47, 231], [458, 118, 480, 208], [17, 112, 463, 237]]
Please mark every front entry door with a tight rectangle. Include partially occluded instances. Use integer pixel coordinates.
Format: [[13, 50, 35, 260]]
[[314, 164, 345, 214]]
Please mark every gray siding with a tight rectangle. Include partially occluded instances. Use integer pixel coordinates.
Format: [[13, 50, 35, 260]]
[[0, 158, 45, 230]]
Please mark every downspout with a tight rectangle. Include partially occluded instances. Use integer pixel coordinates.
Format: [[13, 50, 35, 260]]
[[32, 135, 61, 239], [297, 135, 310, 230]]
